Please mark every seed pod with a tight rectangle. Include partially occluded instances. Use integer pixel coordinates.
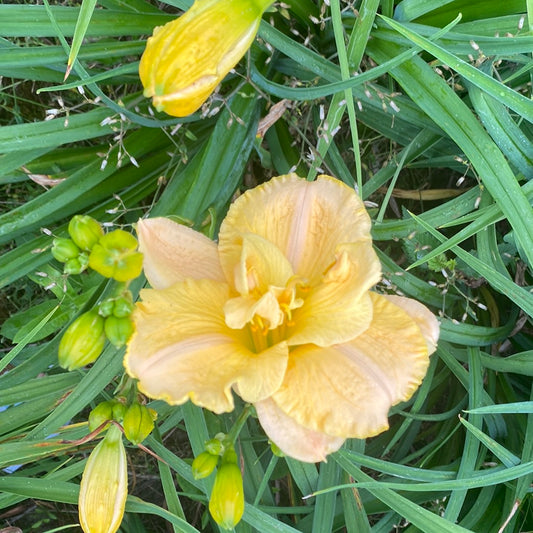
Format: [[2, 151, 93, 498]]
[[78, 424, 127, 533], [58, 310, 106, 371], [64, 252, 89, 275], [68, 215, 104, 251]]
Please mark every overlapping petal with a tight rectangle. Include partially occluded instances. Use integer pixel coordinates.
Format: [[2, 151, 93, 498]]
[[255, 398, 345, 463], [125, 279, 289, 412], [288, 242, 381, 346], [218, 174, 372, 285], [137, 217, 224, 289], [271, 292, 433, 438]]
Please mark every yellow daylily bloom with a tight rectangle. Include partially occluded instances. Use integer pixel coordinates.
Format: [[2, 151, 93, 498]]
[[139, 0, 272, 117], [125, 174, 440, 462]]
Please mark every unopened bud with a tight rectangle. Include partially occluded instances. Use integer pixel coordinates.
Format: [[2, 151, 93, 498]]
[[88, 400, 116, 432], [123, 403, 155, 445], [79, 424, 127, 533], [192, 451, 219, 480], [98, 298, 116, 318], [64, 252, 89, 275], [104, 315, 134, 348], [68, 215, 104, 251], [209, 461, 244, 530], [112, 292, 134, 318], [89, 229, 143, 282], [58, 310, 106, 370], [51, 237, 80, 262], [205, 434, 226, 456]]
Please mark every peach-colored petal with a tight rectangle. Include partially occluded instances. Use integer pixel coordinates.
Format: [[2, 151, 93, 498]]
[[124, 279, 288, 412], [271, 344, 392, 439], [218, 175, 372, 285], [255, 398, 345, 463], [271, 292, 432, 438], [230, 233, 294, 295], [288, 243, 381, 346], [137, 217, 224, 289], [382, 294, 439, 354]]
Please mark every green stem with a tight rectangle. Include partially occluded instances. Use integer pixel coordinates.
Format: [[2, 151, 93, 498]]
[[227, 404, 253, 444]]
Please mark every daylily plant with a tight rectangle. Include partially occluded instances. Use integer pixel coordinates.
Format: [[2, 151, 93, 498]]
[[125, 174, 439, 462]]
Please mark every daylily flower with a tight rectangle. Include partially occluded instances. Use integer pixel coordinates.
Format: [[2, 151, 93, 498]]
[[139, 0, 272, 117], [125, 174, 439, 462]]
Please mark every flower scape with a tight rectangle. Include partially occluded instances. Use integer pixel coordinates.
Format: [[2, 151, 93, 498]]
[[125, 174, 439, 463]]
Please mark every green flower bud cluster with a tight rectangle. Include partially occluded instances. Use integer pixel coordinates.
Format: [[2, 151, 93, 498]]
[[191, 435, 244, 530], [52, 215, 143, 282], [99, 291, 135, 348], [88, 400, 156, 446]]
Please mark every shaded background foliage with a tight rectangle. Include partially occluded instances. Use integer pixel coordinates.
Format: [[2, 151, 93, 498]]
[[0, 0, 532, 531]]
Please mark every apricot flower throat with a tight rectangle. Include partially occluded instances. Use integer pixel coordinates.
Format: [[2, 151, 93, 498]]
[[125, 175, 439, 462]]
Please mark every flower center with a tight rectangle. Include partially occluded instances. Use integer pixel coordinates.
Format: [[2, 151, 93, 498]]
[[224, 276, 309, 353]]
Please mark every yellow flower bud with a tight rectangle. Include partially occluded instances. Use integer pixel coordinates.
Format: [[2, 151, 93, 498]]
[[79, 424, 127, 533], [51, 237, 80, 262], [104, 315, 134, 348], [58, 310, 106, 371], [192, 451, 219, 480], [122, 403, 155, 445], [88, 229, 143, 282], [209, 462, 244, 530], [68, 215, 104, 251], [139, 0, 272, 117]]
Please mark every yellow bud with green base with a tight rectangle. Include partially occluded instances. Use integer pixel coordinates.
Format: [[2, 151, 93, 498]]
[[79, 424, 127, 533], [68, 215, 104, 251], [208, 448, 244, 530], [89, 229, 143, 282], [122, 403, 155, 445], [139, 0, 273, 117], [58, 310, 106, 371]]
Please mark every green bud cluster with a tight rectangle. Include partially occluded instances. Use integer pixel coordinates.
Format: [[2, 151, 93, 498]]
[[98, 291, 135, 348]]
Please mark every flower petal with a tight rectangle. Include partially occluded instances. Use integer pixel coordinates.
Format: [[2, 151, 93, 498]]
[[382, 294, 439, 354], [255, 398, 345, 463], [288, 242, 381, 346], [218, 175, 372, 285], [271, 344, 392, 439], [125, 279, 288, 412], [271, 292, 432, 438], [137, 217, 224, 289], [230, 233, 294, 295]]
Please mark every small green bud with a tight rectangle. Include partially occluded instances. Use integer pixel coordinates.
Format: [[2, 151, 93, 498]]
[[58, 310, 106, 371], [123, 403, 155, 445], [64, 252, 89, 275], [89, 229, 143, 282], [104, 315, 134, 348], [51, 237, 80, 262], [98, 298, 116, 318], [112, 401, 127, 422], [112, 293, 134, 318], [88, 400, 116, 432], [205, 433, 226, 456], [270, 441, 285, 457], [68, 215, 104, 251], [209, 462, 244, 530], [192, 451, 219, 480]]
